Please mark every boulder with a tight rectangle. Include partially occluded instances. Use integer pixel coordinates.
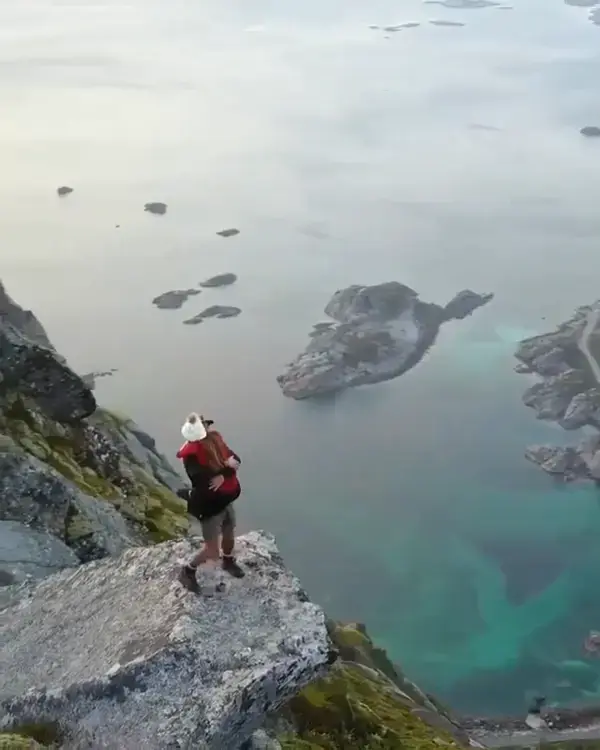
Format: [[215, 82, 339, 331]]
[[0, 532, 332, 750], [0, 282, 57, 354], [277, 282, 493, 399], [0, 320, 95, 424], [0, 520, 78, 587], [0, 449, 139, 562]]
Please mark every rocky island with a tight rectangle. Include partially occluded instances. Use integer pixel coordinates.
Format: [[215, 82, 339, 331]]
[[0, 279, 485, 749], [277, 282, 493, 399], [515, 302, 600, 480]]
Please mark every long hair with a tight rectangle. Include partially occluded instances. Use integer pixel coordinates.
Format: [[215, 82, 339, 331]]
[[201, 430, 231, 471]]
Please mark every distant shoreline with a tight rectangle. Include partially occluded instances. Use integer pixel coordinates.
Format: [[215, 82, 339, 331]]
[[463, 703, 600, 747]]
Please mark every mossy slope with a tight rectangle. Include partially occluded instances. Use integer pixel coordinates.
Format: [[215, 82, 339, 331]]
[[277, 622, 467, 750], [0, 391, 188, 547], [0, 736, 41, 749]]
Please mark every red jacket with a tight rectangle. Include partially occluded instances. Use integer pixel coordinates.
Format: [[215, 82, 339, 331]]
[[177, 440, 240, 495]]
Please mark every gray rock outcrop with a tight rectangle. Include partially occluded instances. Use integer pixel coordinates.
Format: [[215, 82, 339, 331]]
[[0, 278, 189, 562], [0, 532, 332, 750], [516, 303, 600, 481], [0, 317, 95, 424], [524, 444, 587, 478], [0, 281, 57, 354], [0, 449, 140, 562], [277, 282, 493, 399], [0, 520, 78, 587], [522, 369, 587, 421]]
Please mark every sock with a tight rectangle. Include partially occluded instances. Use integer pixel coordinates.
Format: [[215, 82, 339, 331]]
[[222, 554, 235, 560]]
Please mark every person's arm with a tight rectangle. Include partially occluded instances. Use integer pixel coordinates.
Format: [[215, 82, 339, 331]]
[[183, 456, 214, 485], [224, 440, 241, 467], [184, 454, 235, 484]]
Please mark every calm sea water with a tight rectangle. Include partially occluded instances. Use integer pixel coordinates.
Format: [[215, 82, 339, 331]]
[[4, 0, 600, 716]]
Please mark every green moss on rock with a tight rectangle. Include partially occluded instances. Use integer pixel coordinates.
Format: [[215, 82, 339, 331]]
[[277, 623, 464, 750], [282, 663, 460, 750], [0, 721, 60, 748], [0, 735, 42, 749], [1, 391, 189, 544], [64, 505, 95, 544]]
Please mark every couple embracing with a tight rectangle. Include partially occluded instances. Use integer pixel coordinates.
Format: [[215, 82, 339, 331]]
[[176, 413, 244, 593]]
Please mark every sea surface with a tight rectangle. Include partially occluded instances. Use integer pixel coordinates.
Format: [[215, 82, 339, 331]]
[[3, 0, 600, 716]]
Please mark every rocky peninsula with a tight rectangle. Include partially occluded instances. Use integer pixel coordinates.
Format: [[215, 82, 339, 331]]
[[277, 282, 493, 399], [515, 302, 600, 481]]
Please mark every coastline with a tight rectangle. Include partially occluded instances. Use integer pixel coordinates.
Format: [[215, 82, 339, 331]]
[[516, 302, 600, 481]]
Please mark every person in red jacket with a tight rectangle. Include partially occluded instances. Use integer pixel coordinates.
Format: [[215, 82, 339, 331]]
[[177, 413, 244, 592]]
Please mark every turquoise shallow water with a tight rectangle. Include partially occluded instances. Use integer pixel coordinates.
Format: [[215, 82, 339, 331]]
[[3, 0, 600, 717]]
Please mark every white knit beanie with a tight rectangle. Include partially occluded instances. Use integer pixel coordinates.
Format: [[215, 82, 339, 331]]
[[181, 412, 207, 442]]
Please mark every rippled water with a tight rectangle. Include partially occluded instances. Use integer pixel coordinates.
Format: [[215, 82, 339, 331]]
[[4, 0, 600, 716]]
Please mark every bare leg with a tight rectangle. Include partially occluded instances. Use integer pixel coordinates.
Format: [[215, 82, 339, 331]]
[[221, 527, 235, 558], [221, 510, 245, 578], [189, 539, 220, 568], [179, 524, 221, 592]]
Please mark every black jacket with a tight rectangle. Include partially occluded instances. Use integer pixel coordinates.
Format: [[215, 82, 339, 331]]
[[182, 453, 241, 520]]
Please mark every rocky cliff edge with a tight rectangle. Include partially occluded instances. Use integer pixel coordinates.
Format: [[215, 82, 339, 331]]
[[0, 532, 332, 750]]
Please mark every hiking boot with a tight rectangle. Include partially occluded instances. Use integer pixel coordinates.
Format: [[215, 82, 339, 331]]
[[179, 564, 200, 593], [222, 556, 245, 578]]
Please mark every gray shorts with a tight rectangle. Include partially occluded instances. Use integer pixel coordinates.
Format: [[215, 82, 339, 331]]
[[201, 505, 236, 542]]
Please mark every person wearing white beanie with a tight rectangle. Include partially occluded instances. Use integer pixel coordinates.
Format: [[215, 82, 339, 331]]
[[176, 413, 244, 592]]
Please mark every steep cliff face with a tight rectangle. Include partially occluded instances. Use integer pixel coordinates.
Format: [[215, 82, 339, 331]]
[[0, 281, 189, 584]]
